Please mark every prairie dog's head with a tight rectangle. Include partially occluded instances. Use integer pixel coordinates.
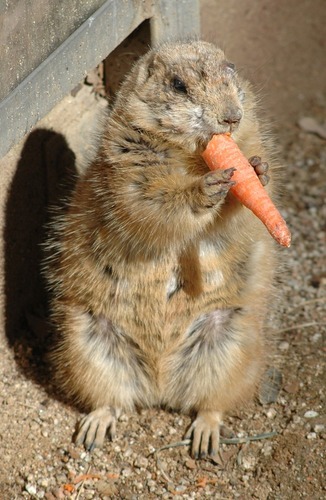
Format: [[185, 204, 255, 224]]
[[115, 41, 249, 152]]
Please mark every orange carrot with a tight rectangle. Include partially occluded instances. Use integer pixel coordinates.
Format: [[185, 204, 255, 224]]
[[202, 134, 291, 247]]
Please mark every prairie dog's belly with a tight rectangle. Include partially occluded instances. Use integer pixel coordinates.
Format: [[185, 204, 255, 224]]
[[94, 233, 262, 358], [199, 240, 226, 289], [116, 240, 242, 347]]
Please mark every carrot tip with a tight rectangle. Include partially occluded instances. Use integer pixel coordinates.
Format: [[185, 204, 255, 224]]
[[269, 221, 291, 247]]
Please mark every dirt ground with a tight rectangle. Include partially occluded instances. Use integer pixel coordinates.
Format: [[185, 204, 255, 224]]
[[0, 1, 325, 499]]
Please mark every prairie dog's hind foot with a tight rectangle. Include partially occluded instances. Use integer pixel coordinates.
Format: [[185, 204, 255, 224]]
[[75, 407, 121, 451], [185, 410, 222, 459]]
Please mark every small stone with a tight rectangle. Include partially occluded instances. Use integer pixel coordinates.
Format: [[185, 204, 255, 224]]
[[16, 477, 25, 487], [68, 446, 80, 460], [93, 447, 103, 458], [52, 488, 65, 499], [292, 415, 303, 425], [185, 459, 197, 470], [134, 456, 149, 468], [122, 467, 133, 477], [284, 379, 300, 394], [38, 478, 49, 488], [44, 493, 56, 500], [175, 484, 187, 493], [97, 481, 119, 496], [25, 484, 37, 495], [259, 367, 283, 405], [311, 333, 322, 343], [261, 443, 272, 456], [304, 410, 319, 418], [30, 421, 40, 432], [168, 427, 177, 435], [278, 341, 290, 351], [266, 408, 277, 419], [157, 460, 168, 471], [55, 474, 67, 484], [242, 455, 256, 470], [314, 424, 325, 433], [307, 432, 317, 440], [210, 451, 225, 467]]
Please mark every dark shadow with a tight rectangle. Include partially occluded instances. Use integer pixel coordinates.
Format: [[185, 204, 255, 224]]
[[4, 128, 77, 392], [3, 20, 151, 404]]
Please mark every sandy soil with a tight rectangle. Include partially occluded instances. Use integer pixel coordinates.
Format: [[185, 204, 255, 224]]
[[0, 1, 325, 498]]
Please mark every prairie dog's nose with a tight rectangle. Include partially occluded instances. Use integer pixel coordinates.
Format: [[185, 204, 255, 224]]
[[222, 106, 243, 125]]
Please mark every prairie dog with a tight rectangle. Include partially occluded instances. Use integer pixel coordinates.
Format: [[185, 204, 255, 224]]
[[45, 40, 278, 458]]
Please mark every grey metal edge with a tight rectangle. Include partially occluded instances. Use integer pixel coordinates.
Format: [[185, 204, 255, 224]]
[[0, 0, 200, 159]]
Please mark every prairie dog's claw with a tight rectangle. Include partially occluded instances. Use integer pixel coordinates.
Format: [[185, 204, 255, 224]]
[[75, 407, 121, 450], [185, 410, 222, 459]]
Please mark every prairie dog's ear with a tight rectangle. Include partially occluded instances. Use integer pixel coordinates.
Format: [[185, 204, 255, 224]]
[[133, 51, 165, 86], [132, 52, 152, 85], [147, 52, 165, 77]]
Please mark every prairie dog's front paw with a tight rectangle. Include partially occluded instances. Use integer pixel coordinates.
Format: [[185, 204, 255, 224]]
[[249, 156, 270, 186], [191, 168, 236, 211], [185, 410, 222, 459]]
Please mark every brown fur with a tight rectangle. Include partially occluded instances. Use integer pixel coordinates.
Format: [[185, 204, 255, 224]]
[[44, 40, 278, 457]]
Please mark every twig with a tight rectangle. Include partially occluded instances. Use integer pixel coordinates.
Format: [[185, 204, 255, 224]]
[[156, 455, 173, 484], [150, 432, 277, 487], [149, 431, 277, 455], [220, 431, 277, 444], [236, 441, 250, 466], [18, 401, 37, 410], [275, 322, 326, 335], [149, 439, 191, 454], [74, 464, 91, 500], [287, 297, 326, 312]]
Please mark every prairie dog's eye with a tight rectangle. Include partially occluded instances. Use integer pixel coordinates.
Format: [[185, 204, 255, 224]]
[[223, 61, 236, 75], [171, 77, 187, 94], [226, 62, 235, 72]]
